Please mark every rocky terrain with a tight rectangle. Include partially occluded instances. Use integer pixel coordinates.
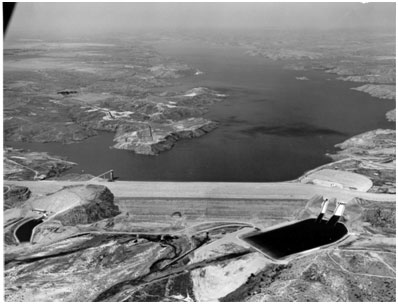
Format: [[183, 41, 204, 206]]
[[241, 30, 395, 88], [223, 196, 395, 302], [4, 147, 75, 180], [302, 129, 396, 195], [4, 185, 115, 249], [154, 29, 396, 121], [352, 84, 395, 100], [3, 30, 396, 302], [4, 184, 31, 211], [386, 109, 396, 122], [4, 40, 226, 155], [3, 185, 395, 301], [113, 117, 218, 155], [225, 29, 396, 118]]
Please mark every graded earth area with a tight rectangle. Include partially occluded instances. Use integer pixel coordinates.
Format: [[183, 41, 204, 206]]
[[3, 183, 396, 301]]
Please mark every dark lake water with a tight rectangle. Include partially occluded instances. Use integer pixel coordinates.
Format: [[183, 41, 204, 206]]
[[6, 41, 395, 181]]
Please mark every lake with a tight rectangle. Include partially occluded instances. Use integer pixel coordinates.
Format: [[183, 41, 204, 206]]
[[6, 41, 395, 181]]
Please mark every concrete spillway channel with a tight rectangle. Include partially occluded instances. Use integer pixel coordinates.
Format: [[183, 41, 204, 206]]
[[240, 218, 349, 261]]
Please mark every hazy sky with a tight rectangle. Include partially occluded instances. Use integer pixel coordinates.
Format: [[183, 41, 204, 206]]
[[6, 2, 396, 38]]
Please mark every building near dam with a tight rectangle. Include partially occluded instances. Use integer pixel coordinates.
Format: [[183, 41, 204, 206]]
[[300, 169, 373, 192]]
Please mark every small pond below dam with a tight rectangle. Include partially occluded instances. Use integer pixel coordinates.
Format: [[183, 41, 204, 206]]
[[15, 219, 43, 243], [243, 218, 348, 260]]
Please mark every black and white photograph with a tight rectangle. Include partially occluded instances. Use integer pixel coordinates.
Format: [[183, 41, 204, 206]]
[[3, 1, 396, 301]]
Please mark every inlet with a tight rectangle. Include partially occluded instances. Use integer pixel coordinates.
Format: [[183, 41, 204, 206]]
[[15, 219, 43, 243], [243, 218, 348, 260]]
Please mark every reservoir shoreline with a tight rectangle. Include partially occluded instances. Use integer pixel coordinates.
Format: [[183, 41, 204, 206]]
[[5, 42, 395, 182]]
